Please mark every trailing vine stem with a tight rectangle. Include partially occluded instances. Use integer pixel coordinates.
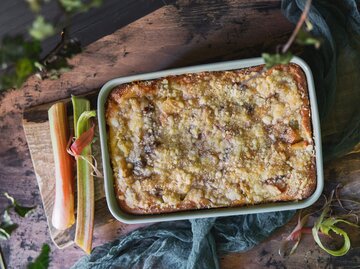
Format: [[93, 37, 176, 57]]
[[282, 0, 312, 53], [41, 28, 69, 64], [239, 0, 315, 88], [0, 0, 102, 91]]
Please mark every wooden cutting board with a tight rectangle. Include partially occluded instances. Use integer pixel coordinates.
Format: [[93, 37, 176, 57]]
[[22, 92, 146, 249]]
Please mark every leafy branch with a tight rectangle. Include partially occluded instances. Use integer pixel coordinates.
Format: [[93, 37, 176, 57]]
[[27, 244, 51, 269], [281, 0, 312, 54], [0, 193, 36, 240], [261, 0, 320, 69], [235, 0, 320, 89], [0, 193, 52, 269], [0, 0, 102, 91]]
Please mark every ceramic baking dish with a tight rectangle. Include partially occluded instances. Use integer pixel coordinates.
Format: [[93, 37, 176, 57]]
[[97, 56, 323, 224]]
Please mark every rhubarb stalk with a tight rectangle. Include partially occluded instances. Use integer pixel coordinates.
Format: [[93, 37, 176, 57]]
[[48, 102, 75, 230], [72, 96, 95, 254]]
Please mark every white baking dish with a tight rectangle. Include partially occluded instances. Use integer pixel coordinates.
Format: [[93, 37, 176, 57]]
[[97, 56, 323, 224]]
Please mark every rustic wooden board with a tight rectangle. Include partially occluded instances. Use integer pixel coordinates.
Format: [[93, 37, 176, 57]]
[[24, 94, 99, 249], [23, 93, 148, 249], [3, 1, 359, 268]]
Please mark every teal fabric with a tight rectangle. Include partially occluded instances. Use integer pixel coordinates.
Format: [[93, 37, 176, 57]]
[[282, 0, 360, 160], [71, 212, 294, 269], [72, 1, 360, 268]]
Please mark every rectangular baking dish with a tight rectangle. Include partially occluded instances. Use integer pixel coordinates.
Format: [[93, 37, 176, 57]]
[[98, 56, 324, 224]]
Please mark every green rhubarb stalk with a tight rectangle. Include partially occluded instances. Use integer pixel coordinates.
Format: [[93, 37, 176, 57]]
[[72, 96, 96, 254]]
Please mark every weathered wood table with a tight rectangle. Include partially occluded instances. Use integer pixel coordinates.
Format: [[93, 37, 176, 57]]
[[1, 1, 359, 268]]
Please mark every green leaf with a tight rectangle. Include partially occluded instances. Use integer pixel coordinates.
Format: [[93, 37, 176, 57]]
[[59, 0, 102, 13], [23, 40, 42, 61], [26, 0, 42, 13], [77, 110, 96, 135], [0, 210, 18, 241], [1, 36, 25, 66], [262, 52, 293, 69], [304, 19, 313, 31], [0, 74, 17, 91], [29, 16, 55, 41], [0, 247, 6, 269], [295, 29, 321, 49], [47, 67, 71, 80], [4, 193, 36, 218], [34, 62, 44, 72], [312, 205, 359, 257], [0, 35, 41, 90], [27, 244, 51, 269], [312, 221, 351, 257], [0, 36, 41, 67], [59, 0, 83, 12], [15, 58, 34, 87], [14, 204, 37, 218]]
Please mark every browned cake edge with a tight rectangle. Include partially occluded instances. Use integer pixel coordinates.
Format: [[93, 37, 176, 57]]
[[106, 63, 317, 215], [286, 64, 316, 200]]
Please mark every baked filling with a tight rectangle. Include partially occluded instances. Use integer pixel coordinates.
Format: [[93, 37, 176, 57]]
[[106, 64, 316, 214]]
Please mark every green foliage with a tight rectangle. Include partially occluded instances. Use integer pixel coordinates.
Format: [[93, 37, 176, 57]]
[[261, 17, 320, 71], [0, 36, 41, 90], [0, 36, 41, 66], [27, 244, 51, 269], [0, 193, 36, 241], [261, 52, 293, 69], [0, 0, 102, 91], [312, 205, 359, 256], [296, 29, 321, 49], [59, 0, 102, 13], [29, 16, 55, 41], [4, 193, 37, 218], [0, 210, 18, 241], [25, 0, 48, 13]]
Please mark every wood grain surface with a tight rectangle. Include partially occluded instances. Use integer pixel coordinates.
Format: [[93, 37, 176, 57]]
[[23, 93, 104, 249], [1, 0, 360, 268]]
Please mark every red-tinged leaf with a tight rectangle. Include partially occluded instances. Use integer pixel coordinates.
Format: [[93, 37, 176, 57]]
[[280, 211, 313, 256], [70, 124, 95, 156], [286, 211, 310, 241]]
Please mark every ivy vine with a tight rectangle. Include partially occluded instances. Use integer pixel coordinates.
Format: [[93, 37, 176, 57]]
[[0, 0, 102, 91]]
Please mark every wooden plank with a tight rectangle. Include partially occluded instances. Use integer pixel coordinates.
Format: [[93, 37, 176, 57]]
[[23, 93, 95, 249], [10, 0, 360, 268], [22, 92, 151, 250], [0, 0, 173, 58]]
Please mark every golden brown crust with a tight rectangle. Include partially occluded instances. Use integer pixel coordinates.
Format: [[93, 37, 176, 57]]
[[106, 63, 316, 215], [286, 64, 316, 199]]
